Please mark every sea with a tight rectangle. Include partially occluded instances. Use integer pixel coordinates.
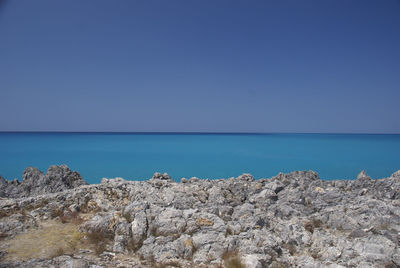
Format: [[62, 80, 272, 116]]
[[0, 132, 399, 184]]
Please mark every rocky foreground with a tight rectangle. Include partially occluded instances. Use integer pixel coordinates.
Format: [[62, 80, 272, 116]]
[[1, 166, 400, 267]]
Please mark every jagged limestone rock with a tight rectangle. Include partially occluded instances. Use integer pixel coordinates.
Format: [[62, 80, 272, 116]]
[[0, 166, 400, 267], [0, 165, 87, 198]]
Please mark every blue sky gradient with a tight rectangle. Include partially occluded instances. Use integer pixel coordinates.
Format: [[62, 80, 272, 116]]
[[0, 0, 399, 133]]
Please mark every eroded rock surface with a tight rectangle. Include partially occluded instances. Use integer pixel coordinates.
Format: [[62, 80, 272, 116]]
[[1, 166, 400, 267], [0, 165, 88, 198]]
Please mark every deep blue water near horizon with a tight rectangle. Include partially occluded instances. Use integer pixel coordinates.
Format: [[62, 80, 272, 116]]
[[0, 132, 399, 184]]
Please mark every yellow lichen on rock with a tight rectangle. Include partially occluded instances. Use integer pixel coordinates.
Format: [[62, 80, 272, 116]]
[[184, 238, 193, 247], [196, 218, 214, 226]]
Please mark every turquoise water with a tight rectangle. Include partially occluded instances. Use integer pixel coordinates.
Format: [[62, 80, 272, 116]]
[[0, 132, 399, 183]]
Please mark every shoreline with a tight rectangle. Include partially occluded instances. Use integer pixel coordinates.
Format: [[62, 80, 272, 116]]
[[1, 164, 398, 186], [1, 165, 400, 267]]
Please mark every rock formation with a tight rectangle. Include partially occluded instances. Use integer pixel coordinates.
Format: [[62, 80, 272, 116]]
[[0, 165, 88, 198], [1, 166, 400, 267]]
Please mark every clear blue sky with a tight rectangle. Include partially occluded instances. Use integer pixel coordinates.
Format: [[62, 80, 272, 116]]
[[0, 0, 399, 133]]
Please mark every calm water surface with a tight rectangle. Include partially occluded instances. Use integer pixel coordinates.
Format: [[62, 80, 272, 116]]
[[0, 133, 399, 183]]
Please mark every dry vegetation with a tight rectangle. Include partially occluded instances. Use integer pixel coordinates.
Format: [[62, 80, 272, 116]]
[[86, 228, 112, 255], [304, 218, 323, 233], [221, 250, 245, 268], [1, 210, 104, 262], [3, 221, 84, 261]]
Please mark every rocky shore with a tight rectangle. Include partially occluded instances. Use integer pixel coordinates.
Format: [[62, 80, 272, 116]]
[[1, 165, 400, 267]]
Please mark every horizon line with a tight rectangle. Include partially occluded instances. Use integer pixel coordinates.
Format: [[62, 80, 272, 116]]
[[0, 131, 399, 135]]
